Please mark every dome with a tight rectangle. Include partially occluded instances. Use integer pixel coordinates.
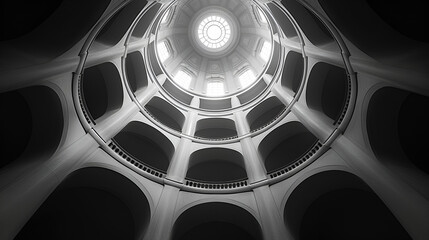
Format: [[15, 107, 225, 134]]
[[1, 0, 428, 239], [155, 0, 274, 101]]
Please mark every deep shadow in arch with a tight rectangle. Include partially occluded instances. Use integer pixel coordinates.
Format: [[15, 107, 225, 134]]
[[125, 51, 148, 93], [258, 122, 317, 172], [267, 3, 298, 39], [95, 0, 148, 47], [0, 86, 63, 169], [284, 170, 411, 240], [246, 96, 285, 132], [366, 1, 428, 43], [186, 148, 247, 182], [367, 87, 429, 175], [82, 62, 124, 122], [2, 0, 110, 60], [319, 0, 429, 63], [195, 118, 237, 139], [15, 167, 151, 240], [172, 202, 263, 240], [145, 97, 185, 132], [281, 51, 304, 94], [306, 62, 348, 122], [113, 121, 174, 172], [132, 3, 162, 39], [0, 0, 62, 41], [281, 0, 336, 48]]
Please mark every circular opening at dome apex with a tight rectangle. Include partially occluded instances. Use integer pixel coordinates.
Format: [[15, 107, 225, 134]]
[[198, 16, 231, 49]]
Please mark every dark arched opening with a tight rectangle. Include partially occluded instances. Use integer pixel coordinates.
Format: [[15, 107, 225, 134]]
[[258, 122, 317, 172], [15, 167, 151, 240], [284, 170, 411, 240], [186, 148, 247, 182], [113, 121, 174, 172], [172, 202, 263, 240], [0, 86, 63, 169], [195, 118, 237, 139]]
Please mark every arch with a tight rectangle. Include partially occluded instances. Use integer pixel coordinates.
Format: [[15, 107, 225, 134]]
[[1, 0, 110, 60], [367, 87, 429, 175], [258, 122, 317, 172], [132, 3, 162, 38], [366, 1, 428, 43], [306, 62, 348, 122], [125, 51, 148, 93], [82, 62, 124, 121], [148, 41, 164, 76], [0, 86, 63, 169], [237, 80, 267, 104], [15, 167, 151, 240], [246, 96, 285, 131], [265, 41, 280, 76], [267, 3, 298, 39], [113, 121, 174, 172], [281, 0, 336, 48], [319, 0, 428, 62], [0, 0, 62, 41], [95, 0, 148, 46], [172, 202, 263, 240], [186, 148, 247, 182], [195, 118, 237, 139], [281, 51, 304, 93], [199, 98, 232, 110], [145, 97, 185, 132], [284, 170, 411, 239]]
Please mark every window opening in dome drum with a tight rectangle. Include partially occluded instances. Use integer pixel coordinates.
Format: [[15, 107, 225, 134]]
[[174, 70, 192, 89], [157, 41, 170, 63], [239, 69, 256, 88], [260, 41, 271, 62], [206, 81, 225, 96]]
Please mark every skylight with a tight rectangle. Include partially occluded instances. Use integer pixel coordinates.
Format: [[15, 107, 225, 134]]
[[239, 69, 256, 88], [198, 16, 231, 49], [206, 81, 225, 96], [260, 41, 271, 62], [157, 41, 170, 63], [174, 70, 192, 89]]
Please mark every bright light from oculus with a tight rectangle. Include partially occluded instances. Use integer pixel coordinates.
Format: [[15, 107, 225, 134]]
[[206, 81, 225, 96], [174, 70, 192, 89], [198, 16, 231, 49], [239, 69, 256, 88]]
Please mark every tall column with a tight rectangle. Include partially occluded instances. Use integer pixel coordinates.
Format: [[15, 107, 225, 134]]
[[166, 137, 192, 183], [332, 135, 429, 240], [232, 97, 267, 183], [143, 185, 180, 240], [193, 58, 208, 93], [166, 97, 199, 182], [271, 84, 333, 141], [221, 57, 238, 92], [254, 186, 294, 240]]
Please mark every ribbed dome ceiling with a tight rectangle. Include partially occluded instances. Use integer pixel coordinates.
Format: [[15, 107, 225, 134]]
[[156, 0, 273, 98]]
